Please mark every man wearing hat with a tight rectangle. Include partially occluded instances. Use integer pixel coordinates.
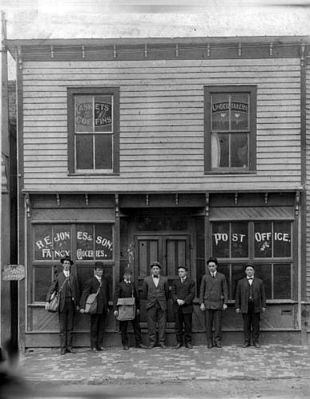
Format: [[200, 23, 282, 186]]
[[235, 264, 266, 348], [172, 266, 195, 349], [45, 256, 80, 355], [80, 262, 111, 351], [199, 257, 228, 348], [113, 268, 147, 350], [142, 261, 169, 349]]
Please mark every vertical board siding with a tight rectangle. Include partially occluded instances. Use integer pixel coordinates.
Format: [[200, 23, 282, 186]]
[[22, 58, 301, 191], [306, 65, 310, 301]]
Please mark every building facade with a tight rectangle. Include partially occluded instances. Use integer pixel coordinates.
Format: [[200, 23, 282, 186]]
[[6, 36, 310, 348]]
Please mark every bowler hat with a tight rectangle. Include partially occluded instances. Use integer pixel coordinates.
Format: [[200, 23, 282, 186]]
[[60, 256, 73, 265], [94, 261, 104, 270], [150, 261, 161, 269], [123, 268, 133, 275], [177, 265, 188, 271]]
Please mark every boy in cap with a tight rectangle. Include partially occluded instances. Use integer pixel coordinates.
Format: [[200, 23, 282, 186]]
[[45, 256, 80, 355], [142, 261, 169, 349], [114, 268, 147, 350], [80, 262, 111, 351], [172, 266, 195, 349]]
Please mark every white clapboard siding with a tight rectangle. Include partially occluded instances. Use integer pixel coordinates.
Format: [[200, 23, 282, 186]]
[[21, 57, 301, 192]]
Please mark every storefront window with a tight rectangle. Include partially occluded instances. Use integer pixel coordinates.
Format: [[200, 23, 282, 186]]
[[211, 220, 293, 300], [32, 223, 114, 302], [212, 222, 248, 258]]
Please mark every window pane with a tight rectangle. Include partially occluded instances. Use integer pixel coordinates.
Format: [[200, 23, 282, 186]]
[[254, 222, 272, 258], [95, 96, 113, 132], [78, 266, 95, 291], [53, 225, 72, 260], [231, 93, 249, 130], [274, 222, 292, 258], [95, 134, 112, 169], [95, 224, 113, 260], [212, 222, 230, 258], [232, 263, 247, 300], [231, 133, 248, 168], [254, 264, 272, 299], [274, 264, 291, 299], [76, 225, 94, 260], [34, 225, 53, 260], [75, 96, 93, 133], [211, 133, 229, 168], [76, 135, 93, 169], [34, 267, 51, 302], [231, 222, 248, 258], [211, 93, 229, 131]]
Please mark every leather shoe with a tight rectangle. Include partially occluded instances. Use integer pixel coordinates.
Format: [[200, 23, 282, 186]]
[[136, 344, 148, 349], [66, 348, 74, 353], [185, 343, 193, 349], [148, 344, 156, 349], [60, 348, 66, 355], [96, 347, 104, 351], [159, 343, 167, 349], [254, 342, 261, 348], [174, 343, 183, 349], [207, 343, 213, 349], [123, 345, 129, 350], [215, 343, 222, 348], [243, 343, 251, 348]]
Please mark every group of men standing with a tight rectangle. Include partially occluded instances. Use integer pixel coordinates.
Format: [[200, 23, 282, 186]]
[[46, 256, 266, 354]]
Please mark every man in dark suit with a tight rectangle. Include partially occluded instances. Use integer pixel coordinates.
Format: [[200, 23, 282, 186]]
[[142, 261, 169, 349], [80, 262, 111, 351], [113, 268, 147, 350], [45, 256, 80, 355], [172, 266, 195, 349], [235, 264, 266, 348], [199, 257, 228, 348]]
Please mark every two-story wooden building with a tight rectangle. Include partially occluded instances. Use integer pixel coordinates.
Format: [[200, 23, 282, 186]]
[[6, 36, 310, 348]]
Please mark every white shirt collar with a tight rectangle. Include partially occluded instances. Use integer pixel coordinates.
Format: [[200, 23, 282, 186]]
[[63, 271, 70, 278]]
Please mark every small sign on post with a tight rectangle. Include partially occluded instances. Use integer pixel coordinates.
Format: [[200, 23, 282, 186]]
[[2, 264, 25, 281]]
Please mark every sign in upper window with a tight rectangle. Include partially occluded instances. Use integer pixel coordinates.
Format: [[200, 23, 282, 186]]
[[205, 86, 256, 173], [68, 88, 119, 174]]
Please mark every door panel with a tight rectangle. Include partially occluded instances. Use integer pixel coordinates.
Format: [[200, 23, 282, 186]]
[[135, 235, 190, 325]]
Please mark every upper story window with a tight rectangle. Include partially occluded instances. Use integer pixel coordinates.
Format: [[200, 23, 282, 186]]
[[204, 86, 256, 173], [68, 87, 120, 174]]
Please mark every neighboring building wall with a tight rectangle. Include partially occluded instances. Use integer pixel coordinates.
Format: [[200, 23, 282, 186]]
[[22, 58, 301, 192], [306, 62, 310, 341]]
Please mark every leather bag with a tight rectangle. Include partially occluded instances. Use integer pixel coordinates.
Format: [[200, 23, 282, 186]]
[[85, 293, 98, 314], [46, 291, 60, 313], [116, 297, 136, 321]]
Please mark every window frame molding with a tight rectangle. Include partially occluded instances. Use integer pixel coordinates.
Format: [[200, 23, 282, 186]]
[[67, 86, 120, 175], [204, 85, 257, 174]]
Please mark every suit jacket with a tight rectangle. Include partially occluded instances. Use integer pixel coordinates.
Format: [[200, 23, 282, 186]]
[[235, 277, 266, 314], [171, 277, 195, 314], [46, 271, 80, 313], [80, 276, 110, 314], [142, 275, 169, 311], [199, 272, 228, 310], [113, 280, 140, 311]]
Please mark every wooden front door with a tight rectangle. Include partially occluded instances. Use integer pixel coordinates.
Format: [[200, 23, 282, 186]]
[[135, 235, 191, 323]]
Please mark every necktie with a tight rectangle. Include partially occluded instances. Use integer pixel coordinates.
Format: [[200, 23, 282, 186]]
[[153, 275, 158, 279]]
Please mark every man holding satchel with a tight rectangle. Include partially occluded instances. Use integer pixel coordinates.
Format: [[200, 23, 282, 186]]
[[80, 262, 111, 351], [45, 256, 80, 355], [114, 268, 147, 350]]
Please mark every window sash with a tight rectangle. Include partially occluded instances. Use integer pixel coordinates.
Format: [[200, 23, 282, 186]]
[[68, 87, 119, 174], [204, 85, 256, 173]]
